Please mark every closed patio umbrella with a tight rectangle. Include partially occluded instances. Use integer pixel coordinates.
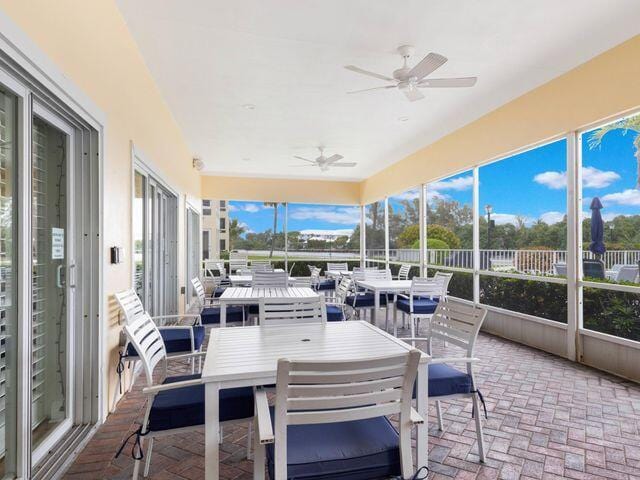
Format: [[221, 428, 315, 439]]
[[589, 197, 606, 256]]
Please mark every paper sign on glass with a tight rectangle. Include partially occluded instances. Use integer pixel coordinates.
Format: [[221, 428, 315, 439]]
[[52, 228, 64, 260]]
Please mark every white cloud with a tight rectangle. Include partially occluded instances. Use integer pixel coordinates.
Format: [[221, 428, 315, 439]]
[[237, 221, 253, 234], [581, 210, 630, 222], [539, 211, 565, 224], [533, 171, 566, 189], [534, 167, 620, 190], [242, 203, 261, 213], [392, 189, 420, 201], [430, 175, 474, 192], [490, 213, 529, 226], [601, 189, 640, 206], [289, 206, 360, 225]]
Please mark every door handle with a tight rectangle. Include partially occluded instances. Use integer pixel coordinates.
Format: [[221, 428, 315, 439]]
[[56, 265, 65, 288], [69, 263, 77, 288]]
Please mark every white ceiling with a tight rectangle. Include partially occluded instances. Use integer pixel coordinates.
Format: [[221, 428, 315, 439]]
[[116, 0, 640, 181]]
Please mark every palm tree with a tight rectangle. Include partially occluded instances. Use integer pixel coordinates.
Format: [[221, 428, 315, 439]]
[[588, 115, 640, 187], [229, 218, 245, 251], [263, 202, 279, 258]]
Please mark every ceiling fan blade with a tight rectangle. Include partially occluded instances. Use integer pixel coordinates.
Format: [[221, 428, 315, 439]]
[[347, 85, 396, 94], [344, 65, 394, 82], [325, 154, 344, 164], [402, 87, 425, 102], [418, 77, 477, 88], [293, 156, 316, 163], [330, 162, 357, 167], [408, 52, 447, 81]]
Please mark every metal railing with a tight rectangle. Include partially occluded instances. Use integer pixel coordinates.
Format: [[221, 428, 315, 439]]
[[365, 248, 640, 275]]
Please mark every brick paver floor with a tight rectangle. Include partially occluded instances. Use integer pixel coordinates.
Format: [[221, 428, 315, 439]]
[[63, 319, 640, 479]]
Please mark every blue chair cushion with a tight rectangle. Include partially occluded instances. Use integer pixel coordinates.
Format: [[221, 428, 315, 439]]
[[266, 415, 400, 480], [413, 363, 473, 398], [200, 306, 244, 325], [326, 304, 344, 322], [148, 373, 254, 432], [248, 304, 259, 315], [316, 279, 335, 291], [212, 287, 227, 297], [125, 325, 205, 357], [395, 297, 439, 315], [345, 293, 388, 308]]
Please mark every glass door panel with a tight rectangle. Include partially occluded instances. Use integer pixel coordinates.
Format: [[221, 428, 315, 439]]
[[0, 87, 18, 479], [31, 113, 73, 453], [133, 172, 145, 303]]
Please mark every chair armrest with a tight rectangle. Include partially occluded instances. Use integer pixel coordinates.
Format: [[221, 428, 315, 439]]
[[410, 407, 424, 425], [166, 351, 207, 361], [255, 389, 274, 444], [396, 293, 410, 300], [398, 337, 430, 343], [142, 377, 203, 395]]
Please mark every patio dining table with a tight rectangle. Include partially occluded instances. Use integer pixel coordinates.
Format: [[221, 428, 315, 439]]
[[356, 279, 413, 332], [201, 320, 430, 479], [325, 269, 352, 289], [218, 286, 318, 326], [227, 272, 294, 286]]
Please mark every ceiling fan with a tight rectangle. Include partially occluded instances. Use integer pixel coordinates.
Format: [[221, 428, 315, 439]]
[[345, 45, 477, 102], [292, 147, 356, 172]]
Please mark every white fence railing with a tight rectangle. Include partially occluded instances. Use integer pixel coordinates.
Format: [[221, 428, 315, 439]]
[[365, 248, 640, 275]]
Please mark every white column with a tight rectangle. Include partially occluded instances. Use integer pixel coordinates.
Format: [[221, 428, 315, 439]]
[[473, 167, 480, 304], [419, 184, 426, 276], [384, 197, 389, 269], [566, 133, 580, 361], [360, 205, 366, 267], [284, 202, 288, 273]]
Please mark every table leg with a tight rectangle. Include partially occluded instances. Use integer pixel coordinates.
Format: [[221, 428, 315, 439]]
[[373, 289, 379, 325], [416, 362, 428, 473], [205, 382, 220, 480], [221, 303, 227, 328]]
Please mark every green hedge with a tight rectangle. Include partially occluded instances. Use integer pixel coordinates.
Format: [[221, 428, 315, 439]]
[[583, 287, 640, 341]]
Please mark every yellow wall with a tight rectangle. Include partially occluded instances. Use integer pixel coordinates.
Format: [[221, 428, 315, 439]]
[[360, 34, 640, 203], [0, 0, 201, 413], [201, 175, 360, 205]]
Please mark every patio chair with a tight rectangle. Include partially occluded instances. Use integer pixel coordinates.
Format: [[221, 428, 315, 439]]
[[583, 259, 605, 279], [324, 276, 354, 321], [402, 298, 488, 462], [113, 290, 204, 402], [345, 268, 391, 321], [326, 261, 348, 272], [191, 277, 246, 326], [615, 265, 639, 283], [253, 350, 424, 480], [394, 263, 412, 281], [308, 265, 335, 293], [204, 260, 230, 297], [553, 263, 567, 276], [116, 313, 254, 479], [395, 272, 453, 336], [289, 277, 312, 287], [251, 263, 274, 272], [258, 295, 326, 326]]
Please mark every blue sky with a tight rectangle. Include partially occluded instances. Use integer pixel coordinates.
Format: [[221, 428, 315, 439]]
[[229, 117, 639, 233]]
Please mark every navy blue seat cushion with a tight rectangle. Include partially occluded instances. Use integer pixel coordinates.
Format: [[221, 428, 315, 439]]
[[316, 279, 335, 291], [326, 304, 344, 322], [248, 304, 259, 315], [212, 287, 227, 297], [395, 297, 439, 315], [345, 292, 388, 308], [125, 325, 205, 357], [266, 415, 400, 480], [148, 374, 254, 432], [200, 306, 244, 325], [413, 363, 473, 399]]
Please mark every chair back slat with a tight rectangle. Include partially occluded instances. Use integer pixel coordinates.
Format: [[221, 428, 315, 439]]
[[334, 277, 352, 304], [114, 289, 146, 324], [252, 271, 289, 288], [290, 277, 312, 287], [327, 262, 348, 272], [364, 268, 392, 281], [259, 296, 326, 326], [428, 298, 487, 356], [397, 264, 411, 280], [191, 277, 207, 306], [275, 351, 420, 427], [123, 313, 167, 386]]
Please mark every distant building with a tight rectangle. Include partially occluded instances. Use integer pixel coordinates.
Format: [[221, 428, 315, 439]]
[[202, 199, 229, 259], [298, 229, 353, 242]]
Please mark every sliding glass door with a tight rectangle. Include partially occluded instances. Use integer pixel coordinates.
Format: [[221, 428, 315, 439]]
[[133, 167, 178, 317], [30, 106, 75, 460]]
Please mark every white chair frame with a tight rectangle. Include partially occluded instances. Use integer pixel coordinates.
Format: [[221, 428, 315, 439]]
[[395, 272, 453, 334], [253, 350, 424, 480], [113, 290, 202, 408], [324, 276, 353, 321], [252, 270, 289, 288], [395, 264, 412, 281], [258, 295, 326, 326], [123, 313, 252, 479], [326, 262, 348, 272], [191, 277, 247, 326], [402, 298, 488, 462]]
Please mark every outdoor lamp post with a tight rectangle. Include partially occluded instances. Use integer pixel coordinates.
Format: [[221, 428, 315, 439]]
[[485, 204, 493, 248], [610, 224, 615, 242]]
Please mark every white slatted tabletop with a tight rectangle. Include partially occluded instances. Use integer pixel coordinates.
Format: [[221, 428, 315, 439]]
[[201, 321, 430, 480], [218, 287, 319, 327], [356, 279, 413, 324], [228, 274, 295, 286]]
